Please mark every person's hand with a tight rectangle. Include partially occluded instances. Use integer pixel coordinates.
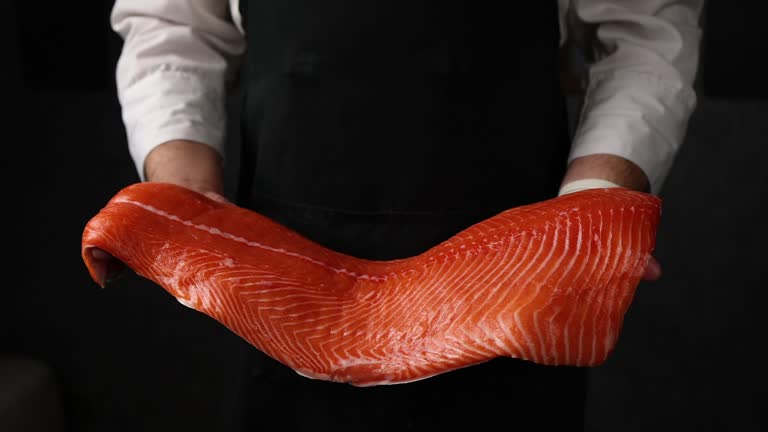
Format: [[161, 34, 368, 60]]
[[87, 140, 228, 286]]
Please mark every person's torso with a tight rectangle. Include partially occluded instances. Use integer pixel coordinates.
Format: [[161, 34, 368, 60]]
[[236, 1, 570, 238], [228, 4, 586, 431]]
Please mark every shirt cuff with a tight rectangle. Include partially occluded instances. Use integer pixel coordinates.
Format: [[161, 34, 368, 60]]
[[569, 70, 696, 194], [120, 67, 226, 181], [558, 179, 621, 196]]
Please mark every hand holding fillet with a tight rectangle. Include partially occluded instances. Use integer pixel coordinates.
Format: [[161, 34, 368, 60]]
[[81, 183, 661, 386]]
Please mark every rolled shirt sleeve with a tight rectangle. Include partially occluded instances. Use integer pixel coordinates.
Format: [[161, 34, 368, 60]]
[[564, 0, 703, 193], [111, 0, 245, 180]]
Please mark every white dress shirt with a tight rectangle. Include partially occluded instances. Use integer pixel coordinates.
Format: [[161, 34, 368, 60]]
[[111, 0, 702, 193]]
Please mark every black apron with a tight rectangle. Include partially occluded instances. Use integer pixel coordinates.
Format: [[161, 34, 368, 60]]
[[231, 1, 584, 430]]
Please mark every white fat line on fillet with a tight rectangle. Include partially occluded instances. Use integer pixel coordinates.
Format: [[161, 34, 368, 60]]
[[290, 304, 376, 366], [239, 284, 337, 297], [324, 334, 384, 367], [216, 283, 253, 339], [337, 338, 380, 371], [408, 255, 477, 338], [241, 290, 309, 364], [296, 296, 382, 348], [492, 231, 536, 357], [274, 304, 351, 320], [522, 220, 562, 363], [294, 324, 354, 369], [444, 248, 512, 347], [310, 334, 357, 370], [544, 215, 582, 362], [456, 324, 499, 359], [217, 270, 288, 334], [241, 297, 270, 336], [252, 293, 343, 306], [548, 213, 584, 361], [264, 320, 310, 370], [329, 287, 390, 335], [602, 209, 628, 355], [251, 299, 342, 313], [525, 219, 566, 362], [531, 216, 572, 363], [293, 286, 379, 330], [400, 255, 454, 316], [577, 208, 605, 363], [470, 234, 527, 353], [444, 242, 505, 311], [375, 250, 453, 333], [118, 198, 511, 284], [224, 272, 307, 284], [414, 248, 487, 334], [194, 251, 318, 300], [237, 281, 306, 289], [330, 335, 372, 365], [424, 240, 496, 311], [451, 238, 516, 352], [605, 206, 636, 354], [589, 208, 620, 364], [443, 334, 490, 361], [508, 225, 551, 363], [576, 209, 613, 364], [562, 213, 593, 364], [600, 207, 628, 363], [115, 198, 385, 280], [334, 294, 390, 337]]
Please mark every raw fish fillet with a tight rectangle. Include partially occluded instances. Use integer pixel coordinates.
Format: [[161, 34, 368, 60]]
[[81, 183, 661, 386]]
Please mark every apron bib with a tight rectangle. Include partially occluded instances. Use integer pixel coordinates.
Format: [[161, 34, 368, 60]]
[[232, 2, 584, 430]]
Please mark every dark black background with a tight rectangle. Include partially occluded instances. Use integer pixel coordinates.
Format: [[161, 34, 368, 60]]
[[3, 2, 766, 431]]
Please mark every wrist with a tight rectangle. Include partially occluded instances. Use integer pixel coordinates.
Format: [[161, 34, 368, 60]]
[[560, 154, 650, 194], [144, 140, 224, 195]]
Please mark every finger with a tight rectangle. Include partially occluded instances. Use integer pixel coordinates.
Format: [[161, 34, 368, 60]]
[[85, 247, 126, 287], [642, 256, 662, 281]]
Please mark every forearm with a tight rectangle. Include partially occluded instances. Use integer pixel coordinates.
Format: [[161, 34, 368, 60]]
[[111, 0, 245, 181], [562, 0, 703, 194]]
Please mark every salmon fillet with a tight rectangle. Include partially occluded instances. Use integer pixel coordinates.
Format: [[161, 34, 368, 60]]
[[81, 182, 661, 386]]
